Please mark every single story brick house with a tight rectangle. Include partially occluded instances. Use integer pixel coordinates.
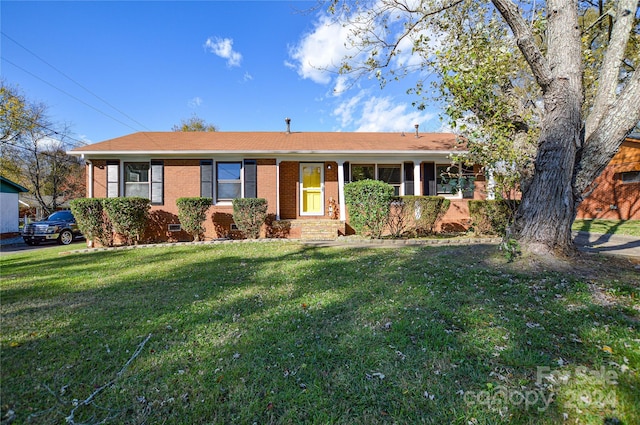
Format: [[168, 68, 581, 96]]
[[576, 133, 640, 220], [69, 128, 488, 241]]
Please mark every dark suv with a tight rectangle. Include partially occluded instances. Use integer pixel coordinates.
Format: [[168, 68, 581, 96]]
[[22, 210, 83, 246]]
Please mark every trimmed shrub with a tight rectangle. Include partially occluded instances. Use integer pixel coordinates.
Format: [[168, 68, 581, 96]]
[[468, 200, 519, 236], [70, 198, 113, 247], [103, 197, 151, 245], [386, 196, 451, 237], [403, 196, 451, 235], [387, 198, 411, 238], [176, 197, 212, 241], [344, 179, 394, 238], [232, 198, 268, 239]]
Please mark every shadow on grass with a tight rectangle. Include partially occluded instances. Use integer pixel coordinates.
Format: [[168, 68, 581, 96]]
[[1, 242, 638, 424]]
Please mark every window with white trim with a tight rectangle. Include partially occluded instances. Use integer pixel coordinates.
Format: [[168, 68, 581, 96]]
[[123, 161, 164, 204], [436, 164, 475, 197], [216, 162, 242, 202], [124, 162, 150, 198], [436, 164, 458, 195], [378, 164, 401, 196], [351, 164, 375, 181], [350, 163, 404, 196]]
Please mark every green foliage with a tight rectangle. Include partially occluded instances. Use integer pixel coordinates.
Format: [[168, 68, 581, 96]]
[[499, 237, 521, 262], [69, 198, 113, 247], [176, 197, 212, 241], [468, 200, 519, 236], [405, 196, 451, 235], [428, 3, 539, 197], [232, 198, 268, 239], [387, 196, 450, 237], [1, 81, 82, 214], [344, 179, 394, 238], [103, 198, 151, 245]]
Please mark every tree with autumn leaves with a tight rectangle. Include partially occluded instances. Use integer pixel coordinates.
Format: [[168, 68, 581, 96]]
[[1, 81, 85, 216], [331, 0, 639, 257]]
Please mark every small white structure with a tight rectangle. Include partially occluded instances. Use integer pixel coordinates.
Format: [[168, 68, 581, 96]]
[[1, 176, 29, 235]]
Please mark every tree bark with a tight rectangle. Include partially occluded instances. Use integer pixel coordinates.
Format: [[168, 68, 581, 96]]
[[513, 79, 583, 255], [495, 0, 584, 256]]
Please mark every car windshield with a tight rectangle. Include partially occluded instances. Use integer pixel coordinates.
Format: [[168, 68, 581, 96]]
[[47, 211, 73, 221]]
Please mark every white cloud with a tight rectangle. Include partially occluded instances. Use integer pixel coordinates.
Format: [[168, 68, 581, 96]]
[[204, 37, 242, 67], [243, 72, 253, 82], [333, 90, 436, 132], [288, 15, 356, 87], [188, 97, 203, 108], [289, 3, 441, 94]]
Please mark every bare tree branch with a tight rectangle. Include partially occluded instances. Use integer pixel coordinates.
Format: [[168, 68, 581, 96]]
[[585, 0, 638, 138], [492, 0, 553, 90], [65, 334, 152, 425]]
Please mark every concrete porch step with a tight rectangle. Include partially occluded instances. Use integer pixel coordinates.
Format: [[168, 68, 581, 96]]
[[297, 220, 344, 241]]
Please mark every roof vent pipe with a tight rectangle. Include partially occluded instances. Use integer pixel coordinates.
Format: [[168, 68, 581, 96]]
[[414, 124, 419, 138], [285, 117, 291, 134]]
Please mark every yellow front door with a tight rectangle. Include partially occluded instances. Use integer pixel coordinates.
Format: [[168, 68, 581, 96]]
[[301, 163, 324, 215]]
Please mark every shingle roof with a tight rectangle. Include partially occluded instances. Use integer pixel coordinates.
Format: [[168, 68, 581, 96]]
[[70, 131, 464, 155]]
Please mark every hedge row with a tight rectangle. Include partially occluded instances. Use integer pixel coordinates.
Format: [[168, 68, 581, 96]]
[[71, 197, 271, 244], [70, 198, 150, 246], [344, 180, 452, 239], [468, 199, 519, 236]]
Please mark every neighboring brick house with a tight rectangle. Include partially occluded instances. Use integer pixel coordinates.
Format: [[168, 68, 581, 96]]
[[576, 134, 640, 220], [69, 129, 488, 241]]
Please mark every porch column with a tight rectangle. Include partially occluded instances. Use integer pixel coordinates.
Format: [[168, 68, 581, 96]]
[[413, 161, 422, 196], [486, 168, 495, 200], [337, 160, 346, 221], [276, 159, 281, 220]]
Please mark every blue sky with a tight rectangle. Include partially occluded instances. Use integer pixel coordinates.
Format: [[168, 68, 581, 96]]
[[1, 1, 441, 147]]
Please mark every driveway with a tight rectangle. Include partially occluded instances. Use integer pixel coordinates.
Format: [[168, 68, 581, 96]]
[[572, 231, 640, 260], [0, 236, 85, 255]]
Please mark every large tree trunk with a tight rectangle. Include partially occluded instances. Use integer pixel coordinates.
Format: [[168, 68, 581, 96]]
[[494, 0, 584, 256], [513, 80, 583, 256]]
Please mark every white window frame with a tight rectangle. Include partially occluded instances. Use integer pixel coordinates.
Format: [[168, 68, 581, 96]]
[[215, 161, 243, 204], [124, 162, 150, 198], [349, 163, 404, 196]]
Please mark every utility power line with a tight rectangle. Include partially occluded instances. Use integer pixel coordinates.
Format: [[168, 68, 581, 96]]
[[2, 57, 145, 134], [2, 31, 151, 132]]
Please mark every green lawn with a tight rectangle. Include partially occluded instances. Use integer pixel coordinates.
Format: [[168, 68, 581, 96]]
[[1, 242, 638, 424], [573, 219, 640, 237]]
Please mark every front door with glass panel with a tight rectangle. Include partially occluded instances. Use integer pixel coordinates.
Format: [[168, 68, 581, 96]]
[[300, 163, 324, 215]]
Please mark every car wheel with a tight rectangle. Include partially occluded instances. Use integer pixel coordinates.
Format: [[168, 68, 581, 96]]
[[58, 230, 73, 245], [24, 240, 35, 246]]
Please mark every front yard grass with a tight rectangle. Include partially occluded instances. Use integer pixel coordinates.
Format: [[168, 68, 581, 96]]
[[1, 242, 638, 424], [573, 219, 640, 237]]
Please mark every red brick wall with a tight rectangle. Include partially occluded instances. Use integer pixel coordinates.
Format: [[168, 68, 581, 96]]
[[279, 161, 298, 219], [90, 160, 108, 198], [86, 157, 497, 241], [576, 141, 640, 220], [256, 159, 277, 215]]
